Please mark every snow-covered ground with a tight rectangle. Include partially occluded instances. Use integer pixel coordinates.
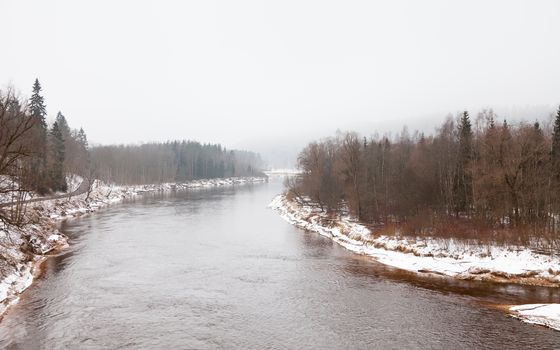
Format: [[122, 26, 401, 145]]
[[264, 169, 301, 176], [510, 304, 560, 331], [0, 176, 266, 317], [66, 174, 84, 192], [0, 175, 84, 204], [269, 194, 560, 286]]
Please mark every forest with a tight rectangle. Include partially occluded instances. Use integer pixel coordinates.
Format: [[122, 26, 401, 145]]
[[0, 80, 263, 225], [290, 109, 560, 248], [0, 80, 89, 196], [90, 142, 263, 185]]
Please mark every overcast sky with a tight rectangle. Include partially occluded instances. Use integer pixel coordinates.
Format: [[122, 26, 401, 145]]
[[2, 0, 560, 166]]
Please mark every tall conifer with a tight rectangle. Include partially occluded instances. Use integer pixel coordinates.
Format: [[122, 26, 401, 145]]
[[29, 79, 49, 193], [49, 121, 67, 191]]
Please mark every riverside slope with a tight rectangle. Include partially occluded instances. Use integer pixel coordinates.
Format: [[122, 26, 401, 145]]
[[0, 176, 266, 317], [269, 194, 560, 331]]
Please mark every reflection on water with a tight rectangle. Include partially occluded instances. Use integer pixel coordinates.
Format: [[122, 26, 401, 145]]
[[1, 179, 559, 349]]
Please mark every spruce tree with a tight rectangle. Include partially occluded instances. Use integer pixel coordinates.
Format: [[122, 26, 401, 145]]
[[459, 111, 473, 159], [29, 79, 49, 193], [49, 121, 67, 192], [454, 111, 473, 214], [552, 106, 560, 167], [55, 111, 71, 139], [54, 112, 71, 174], [29, 79, 47, 128], [551, 106, 560, 213], [77, 127, 89, 150]]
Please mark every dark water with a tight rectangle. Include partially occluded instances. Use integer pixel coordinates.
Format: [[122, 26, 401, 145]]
[[1, 179, 560, 349]]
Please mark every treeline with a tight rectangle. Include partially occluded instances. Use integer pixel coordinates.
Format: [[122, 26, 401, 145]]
[[291, 109, 560, 246], [91, 142, 264, 185], [0, 80, 264, 225], [0, 80, 90, 197]]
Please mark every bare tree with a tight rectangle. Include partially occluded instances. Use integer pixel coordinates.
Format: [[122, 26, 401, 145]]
[[0, 87, 36, 225], [290, 110, 560, 250]]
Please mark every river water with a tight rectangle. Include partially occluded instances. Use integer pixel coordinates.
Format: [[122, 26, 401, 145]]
[[1, 179, 559, 349]]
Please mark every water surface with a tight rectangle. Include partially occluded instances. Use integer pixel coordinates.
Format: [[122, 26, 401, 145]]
[[1, 179, 559, 349]]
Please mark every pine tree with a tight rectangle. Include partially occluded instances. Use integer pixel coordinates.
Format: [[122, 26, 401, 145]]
[[54, 112, 72, 174], [551, 106, 560, 213], [459, 111, 473, 160], [49, 121, 67, 192], [29, 79, 47, 128], [55, 111, 71, 139], [454, 111, 474, 214], [552, 106, 560, 167], [77, 127, 88, 150], [29, 79, 49, 193]]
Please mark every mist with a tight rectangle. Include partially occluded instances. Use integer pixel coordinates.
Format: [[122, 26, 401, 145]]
[[5, 1, 560, 344], [2, 0, 560, 167]]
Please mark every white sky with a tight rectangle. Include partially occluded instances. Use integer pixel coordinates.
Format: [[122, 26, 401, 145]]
[[2, 0, 560, 166]]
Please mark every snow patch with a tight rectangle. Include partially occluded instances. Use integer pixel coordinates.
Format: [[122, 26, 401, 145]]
[[510, 304, 560, 331]]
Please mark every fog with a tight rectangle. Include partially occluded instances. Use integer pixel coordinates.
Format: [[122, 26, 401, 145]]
[[2, 0, 560, 167]]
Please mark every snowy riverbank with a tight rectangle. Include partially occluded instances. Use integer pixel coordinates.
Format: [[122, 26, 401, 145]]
[[0, 176, 266, 317], [269, 194, 560, 331], [509, 304, 560, 331]]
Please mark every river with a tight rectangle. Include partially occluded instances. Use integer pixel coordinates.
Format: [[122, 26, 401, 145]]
[[1, 178, 559, 349]]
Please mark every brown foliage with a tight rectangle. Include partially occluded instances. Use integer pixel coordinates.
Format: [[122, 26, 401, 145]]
[[293, 111, 560, 249]]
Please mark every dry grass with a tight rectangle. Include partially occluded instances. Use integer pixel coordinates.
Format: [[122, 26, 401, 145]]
[[365, 213, 560, 254]]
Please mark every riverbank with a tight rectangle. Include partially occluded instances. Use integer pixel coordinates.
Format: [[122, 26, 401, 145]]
[[269, 194, 560, 330], [0, 176, 266, 317], [509, 304, 560, 331]]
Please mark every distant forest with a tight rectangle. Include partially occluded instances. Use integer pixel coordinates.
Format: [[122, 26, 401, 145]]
[[0, 80, 263, 216], [91, 142, 263, 185], [290, 109, 560, 247]]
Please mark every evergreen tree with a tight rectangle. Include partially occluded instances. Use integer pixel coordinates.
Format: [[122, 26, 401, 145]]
[[55, 111, 71, 139], [55, 112, 73, 174], [552, 106, 560, 167], [76, 127, 91, 178], [29, 79, 49, 193], [49, 121, 67, 192], [29, 79, 47, 128], [551, 106, 560, 213], [77, 127, 89, 150], [458, 111, 473, 160], [454, 111, 473, 214]]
